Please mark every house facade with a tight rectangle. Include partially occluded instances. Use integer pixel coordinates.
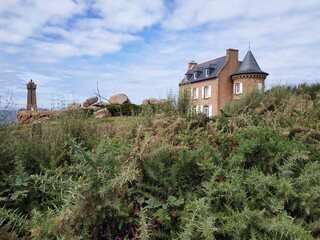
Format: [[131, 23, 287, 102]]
[[179, 49, 268, 116]]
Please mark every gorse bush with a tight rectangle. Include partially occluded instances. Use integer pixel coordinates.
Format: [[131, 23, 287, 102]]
[[222, 84, 320, 130], [0, 84, 320, 239], [105, 103, 142, 116]]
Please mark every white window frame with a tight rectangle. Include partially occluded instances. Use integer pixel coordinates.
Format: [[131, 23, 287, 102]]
[[205, 68, 210, 77], [234, 83, 243, 94], [194, 72, 198, 80], [203, 105, 210, 117], [257, 82, 263, 93], [209, 105, 212, 117], [203, 85, 211, 98], [192, 105, 199, 114], [192, 87, 199, 99]]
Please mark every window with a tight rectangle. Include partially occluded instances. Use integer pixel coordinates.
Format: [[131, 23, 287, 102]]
[[206, 68, 210, 77], [192, 88, 198, 99], [234, 83, 243, 94], [203, 105, 212, 117], [203, 105, 209, 116], [194, 72, 198, 80], [185, 73, 192, 81], [193, 105, 198, 114], [202, 85, 211, 98], [257, 82, 263, 93]]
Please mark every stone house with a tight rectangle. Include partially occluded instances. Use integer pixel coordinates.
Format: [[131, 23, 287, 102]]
[[179, 48, 268, 116]]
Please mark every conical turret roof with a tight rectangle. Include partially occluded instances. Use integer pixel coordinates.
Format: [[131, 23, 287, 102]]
[[234, 50, 268, 76]]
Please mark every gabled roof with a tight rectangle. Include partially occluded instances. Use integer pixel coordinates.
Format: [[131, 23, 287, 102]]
[[233, 50, 268, 76], [180, 56, 226, 85]]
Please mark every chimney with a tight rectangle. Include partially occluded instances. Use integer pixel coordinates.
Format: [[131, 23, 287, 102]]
[[188, 61, 197, 70], [226, 48, 238, 61]]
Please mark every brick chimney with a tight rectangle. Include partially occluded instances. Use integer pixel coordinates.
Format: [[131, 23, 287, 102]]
[[188, 61, 197, 70], [226, 49, 238, 61], [226, 49, 239, 74]]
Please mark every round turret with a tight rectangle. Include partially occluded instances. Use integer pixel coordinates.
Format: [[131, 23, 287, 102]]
[[231, 50, 268, 98]]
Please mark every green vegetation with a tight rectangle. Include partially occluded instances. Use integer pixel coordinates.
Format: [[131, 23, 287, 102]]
[[105, 103, 142, 116], [0, 84, 320, 239]]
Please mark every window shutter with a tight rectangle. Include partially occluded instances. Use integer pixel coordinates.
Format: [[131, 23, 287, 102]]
[[208, 85, 212, 97], [201, 86, 205, 98], [257, 82, 263, 93], [195, 88, 199, 98], [233, 84, 236, 94], [200, 105, 203, 112], [209, 105, 212, 117], [240, 83, 243, 93]]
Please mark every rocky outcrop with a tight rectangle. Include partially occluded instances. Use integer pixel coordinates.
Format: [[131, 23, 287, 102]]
[[83, 96, 98, 108], [67, 103, 81, 110], [142, 99, 150, 105], [149, 98, 161, 105], [17, 111, 31, 123], [109, 94, 131, 105], [94, 109, 110, 119], [91, 101, 108, 107], [17, 110, 59, 124], [87, 105, 100, 111], [142, 98, 167, 105]]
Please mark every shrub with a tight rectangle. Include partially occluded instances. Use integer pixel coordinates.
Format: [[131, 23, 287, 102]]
[[1, 84, 319, 239], [105, 103, 142, 116]]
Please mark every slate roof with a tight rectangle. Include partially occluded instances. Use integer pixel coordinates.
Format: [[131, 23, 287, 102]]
[[233, 50, 268, 76], [180, 50, 268, 85], [180, 56, 226, 85]]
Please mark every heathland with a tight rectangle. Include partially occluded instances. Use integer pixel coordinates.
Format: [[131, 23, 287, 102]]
[[0, 84, 320, 239]]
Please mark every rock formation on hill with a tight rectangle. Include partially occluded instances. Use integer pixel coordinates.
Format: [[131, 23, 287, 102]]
[[83, 96, 98, 108], [109, 93, 131, 105], [17, 93, 133, 123], [142, 98, 167, 105], [17, 110, 59, 124], [94, 109, 110, 119]]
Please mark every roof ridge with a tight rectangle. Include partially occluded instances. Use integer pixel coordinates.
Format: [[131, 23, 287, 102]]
[[197, 56, 226, 66]]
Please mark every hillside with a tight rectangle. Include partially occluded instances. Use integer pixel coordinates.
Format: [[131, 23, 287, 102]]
[[0, 84, 320, 239]]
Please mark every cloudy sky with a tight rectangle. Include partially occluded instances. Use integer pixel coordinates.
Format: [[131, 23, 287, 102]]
[[0, 0, 320, 109]]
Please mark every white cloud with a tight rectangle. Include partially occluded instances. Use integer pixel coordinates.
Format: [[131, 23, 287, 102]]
[[93, 0, 165, 32], [0, 0, 320, 109], [0, 0, 86, 44], [0, 0, 158, 61], [163, 0, 320, 31], [163, 0, 244, 30]]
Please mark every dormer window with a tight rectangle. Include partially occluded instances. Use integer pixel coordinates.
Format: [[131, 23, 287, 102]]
[[206, 68, 210, 77], [193, 67, 203, 80], [205, 64, 215, 77], [194, 72, 198, 80], [185, 70, 192, 81]]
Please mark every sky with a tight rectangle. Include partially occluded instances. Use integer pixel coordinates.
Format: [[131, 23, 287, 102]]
[[0, 0, 320, 109]]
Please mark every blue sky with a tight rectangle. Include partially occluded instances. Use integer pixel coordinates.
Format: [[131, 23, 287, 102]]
[[0, 0, 320, 109]]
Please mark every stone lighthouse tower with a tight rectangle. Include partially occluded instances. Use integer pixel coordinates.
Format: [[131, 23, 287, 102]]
[[27, 79, 37, 111]]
